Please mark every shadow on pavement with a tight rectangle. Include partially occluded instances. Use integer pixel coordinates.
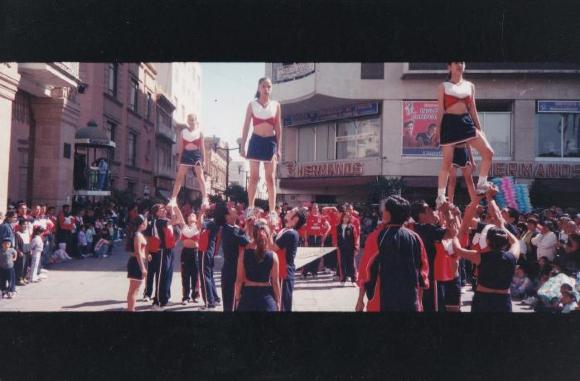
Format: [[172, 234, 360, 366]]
[[63, 299, 126, 309]]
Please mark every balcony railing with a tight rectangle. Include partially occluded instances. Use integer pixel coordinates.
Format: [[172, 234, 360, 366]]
[[51, 62, 80, 79], [154, 163, 176, 180], [156, 122, 176, 143], [18, 62, 81, 91]]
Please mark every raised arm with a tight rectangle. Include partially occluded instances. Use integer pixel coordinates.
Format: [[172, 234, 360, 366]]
[[458, 200, 480, 240], [451, 237, 481, 265]]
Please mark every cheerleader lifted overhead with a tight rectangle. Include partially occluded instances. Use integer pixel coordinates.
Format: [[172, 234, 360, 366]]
[[436, 62, 494, 208]]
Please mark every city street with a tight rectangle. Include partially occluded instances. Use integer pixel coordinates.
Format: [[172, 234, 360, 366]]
[[0, 241, 532, 313]]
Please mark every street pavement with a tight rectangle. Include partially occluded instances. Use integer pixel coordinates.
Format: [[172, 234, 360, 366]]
[[0, 241, 532, 312]]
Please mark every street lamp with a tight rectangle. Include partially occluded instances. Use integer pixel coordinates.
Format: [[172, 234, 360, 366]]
[[212, 136, 242, 191]]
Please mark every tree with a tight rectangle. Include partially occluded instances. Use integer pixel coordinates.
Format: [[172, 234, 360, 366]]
[[225, 184, 248, 205], [368, 177, 406, 204]]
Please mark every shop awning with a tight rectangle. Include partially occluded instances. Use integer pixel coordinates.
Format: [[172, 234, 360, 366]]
[[279, 176, 376, 189]]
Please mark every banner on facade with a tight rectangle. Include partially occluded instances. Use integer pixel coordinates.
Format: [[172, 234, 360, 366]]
[[272, 63, 316, 83], [402, 101, 441, 156], [537, 100, 580, 114]]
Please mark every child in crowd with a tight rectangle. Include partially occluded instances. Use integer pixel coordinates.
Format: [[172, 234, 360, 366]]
[[77, 225, 88, 257], [50, 243, 73, 263], [510, 266, 533, 299], [0, 238, 18, 299], [93, 229, 111, 258], [560, 289, 578, 313], [85, 223, 95, 256]]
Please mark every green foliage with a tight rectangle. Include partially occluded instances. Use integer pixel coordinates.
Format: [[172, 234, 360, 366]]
[[225, 184, 248, 205]]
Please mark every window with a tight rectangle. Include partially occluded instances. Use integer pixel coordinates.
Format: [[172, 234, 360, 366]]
[[107, 121, 116, 159], [107, 63, 118, 97], [157, 142, 172, 171], [479, 112, 512, 157], [315, 123, 336, 161], [127, 181, 135, 196], [336, 118, 381, 159], [63, 143, 71, 159], [361, 63, 384, 79], [127, 132, 137, 166], [297, 126, 315, 162], [129, 78, 138, 112], [146, 92, 152, 120], [537, 114, 580, 158]]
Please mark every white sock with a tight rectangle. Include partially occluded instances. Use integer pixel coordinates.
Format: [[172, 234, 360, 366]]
[[437, 188, 446, 197], [477, 176, 488, 186]]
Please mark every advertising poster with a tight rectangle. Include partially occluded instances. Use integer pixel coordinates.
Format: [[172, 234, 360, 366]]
[[402, 101, 441, 156]]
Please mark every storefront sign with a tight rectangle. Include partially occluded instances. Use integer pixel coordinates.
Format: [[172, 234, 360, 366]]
[[490, 161, 580, 179], [537, 100, 580, 114], [272, 63, 315, 83], [284, 102, 380, 127], [402, 101, 441, 156], [282, 160, 365, 178]]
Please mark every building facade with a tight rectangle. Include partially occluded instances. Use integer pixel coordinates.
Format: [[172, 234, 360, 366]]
[[270, 63, 580, 206], [78, 63, 159, 200], [228, 160, 268, 200], [1, 62, 82, 213]]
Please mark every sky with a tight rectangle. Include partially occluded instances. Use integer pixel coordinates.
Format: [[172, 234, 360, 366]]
[[200, 62, 266, 161]]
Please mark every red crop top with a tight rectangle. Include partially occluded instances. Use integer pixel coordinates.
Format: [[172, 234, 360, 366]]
[[251, 100, 278, 127], [443, 81, 472, 110], [182, 129, 202, 148]]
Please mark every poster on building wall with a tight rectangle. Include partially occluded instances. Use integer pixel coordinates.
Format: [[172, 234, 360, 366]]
[[402, 101, 441, 156]]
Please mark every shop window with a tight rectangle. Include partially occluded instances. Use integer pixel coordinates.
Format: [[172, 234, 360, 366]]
[[298, 126, 315, 162], [361, 63, 384, 79], [537, 114, 580, 158], [315, 123, 336, 162], [336, 117, 381, 159], [479, 112, 511, 157]]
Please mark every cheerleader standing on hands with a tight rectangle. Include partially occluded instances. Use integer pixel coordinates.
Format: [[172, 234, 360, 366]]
[[436, 62, 494, 208], [240, 77, 282, 225], [169, 113, 209, 208]]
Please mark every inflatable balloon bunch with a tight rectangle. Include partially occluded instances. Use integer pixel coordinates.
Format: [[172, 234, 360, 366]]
[[515, 183, 533, 213], [489, 177, 533, 212], [490, 178, 507, 208]]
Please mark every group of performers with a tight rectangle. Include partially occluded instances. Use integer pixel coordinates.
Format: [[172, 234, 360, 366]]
[[126, 62, 510, 312]]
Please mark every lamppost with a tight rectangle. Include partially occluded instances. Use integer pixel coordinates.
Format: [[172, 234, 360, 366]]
[[212, 136, 242, 192]]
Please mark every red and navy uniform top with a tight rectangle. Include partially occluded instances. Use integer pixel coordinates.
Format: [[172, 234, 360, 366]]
[[275, 228, 300, 280], [221, 224, 250, 276], [145, 218, 176, 253], [198, 219, 221, 257], [58, 212, 76, 232], [306, 214, 327, 237]]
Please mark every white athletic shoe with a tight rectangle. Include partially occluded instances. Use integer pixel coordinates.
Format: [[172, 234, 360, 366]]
[[201, 198, 209, 208], [435, 194, 446, 209], [167, 197, 177, 207], [245, 207, 255, 219], [40, 269, 48, 274], [152, 304, 164, 311]]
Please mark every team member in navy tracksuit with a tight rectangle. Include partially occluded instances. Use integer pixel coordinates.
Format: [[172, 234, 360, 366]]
[[361, 195, 430, 312], [220, 206, 251, 312], [271, 207, 307, 312], [198, 203, 226, 309], [337, 212, 359, 284], [147, 203, 179, 309]]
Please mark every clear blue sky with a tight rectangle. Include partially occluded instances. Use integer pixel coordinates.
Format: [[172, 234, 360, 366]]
[[200, 62, 266, 161]]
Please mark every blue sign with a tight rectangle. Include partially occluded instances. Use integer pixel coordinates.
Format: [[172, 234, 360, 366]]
[[537, 100, 580, 114], [283, 102, 380, 127]]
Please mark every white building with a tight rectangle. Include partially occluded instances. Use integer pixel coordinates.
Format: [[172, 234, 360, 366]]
[[270, 62, 580, 207], [229, 160, 268, 200]]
